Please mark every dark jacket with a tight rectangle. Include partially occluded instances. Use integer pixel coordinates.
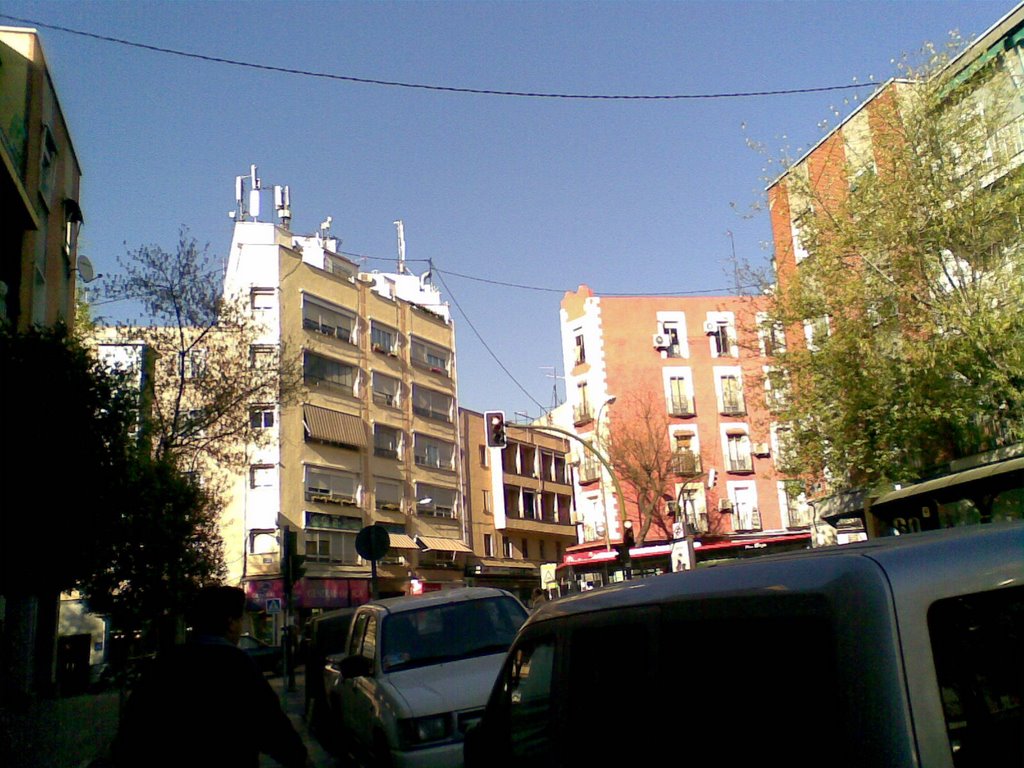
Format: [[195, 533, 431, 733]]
[[113, 637, 307, 768]]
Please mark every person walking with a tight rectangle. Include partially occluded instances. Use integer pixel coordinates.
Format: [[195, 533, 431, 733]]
[[112, 586, 308, 768]]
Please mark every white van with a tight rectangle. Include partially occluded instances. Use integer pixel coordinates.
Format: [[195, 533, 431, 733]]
[[466, 523, 1023, 768]]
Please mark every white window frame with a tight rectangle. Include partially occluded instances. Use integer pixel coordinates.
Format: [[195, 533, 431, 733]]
[[662, 366, 695, 417], [656, 311, 689, 358], [720, 423, 753, 473], [303, 295, 357, 344], [714, 367, 746, 415], [706, 311, 737, 358]]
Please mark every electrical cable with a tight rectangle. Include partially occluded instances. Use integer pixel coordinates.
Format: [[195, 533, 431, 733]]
[[432, 266, 761, 296], [432, 269, 548, 411], [0, 14, 879, 102]]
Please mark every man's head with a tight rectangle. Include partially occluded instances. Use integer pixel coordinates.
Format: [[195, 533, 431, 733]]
[[192, 586, 246, 644]]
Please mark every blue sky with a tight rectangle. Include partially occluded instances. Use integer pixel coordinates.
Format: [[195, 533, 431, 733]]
[[4, 0, 1015, 417]]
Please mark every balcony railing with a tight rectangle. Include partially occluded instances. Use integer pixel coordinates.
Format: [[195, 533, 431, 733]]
[[669, 396, 694, 417], [577, 458, 601, 484], [573, 404, 593, 426], [726, 455, 754, 473], [720, 395, 746, 416], [686, 512, 709, 534], [672, 450, 702, 476]]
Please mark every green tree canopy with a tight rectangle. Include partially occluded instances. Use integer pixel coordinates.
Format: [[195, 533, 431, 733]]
[[0, 325, 223, 629], [760, 40, 1024, 490]]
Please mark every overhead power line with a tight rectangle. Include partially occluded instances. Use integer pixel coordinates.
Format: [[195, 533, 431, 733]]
[[432, 266, 760, 296], [433, 270, 547, 412], [1, 14, 879, 101]]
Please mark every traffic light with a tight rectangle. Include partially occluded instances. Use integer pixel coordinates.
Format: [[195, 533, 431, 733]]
[[615, 520, 635, 572], [282, 527, 307, 594], [484, 410, 507, 448]]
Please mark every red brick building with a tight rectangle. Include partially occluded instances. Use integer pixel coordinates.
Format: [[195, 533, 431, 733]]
[[556, 286, 810, 589]]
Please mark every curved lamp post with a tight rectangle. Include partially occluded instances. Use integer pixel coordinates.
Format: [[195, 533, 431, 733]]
[[594, 396, 617, 551]]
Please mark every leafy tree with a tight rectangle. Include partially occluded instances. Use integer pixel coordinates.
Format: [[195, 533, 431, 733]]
[[605, 388, 713, 545], [0, 325, 223, 636], [102, 228, 291, 474], [754, 39, 1024, 491]]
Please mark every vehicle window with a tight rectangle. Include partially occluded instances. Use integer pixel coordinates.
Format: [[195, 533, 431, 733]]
[[507, 639, 555, 763], [348, 612, 369, 657], [928, 585, 1023, 767], [381, 596, 526, 672], [360, 615, 377, 661]]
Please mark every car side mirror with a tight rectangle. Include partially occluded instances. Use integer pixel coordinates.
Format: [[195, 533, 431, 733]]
[[338, 654, 372, 679]]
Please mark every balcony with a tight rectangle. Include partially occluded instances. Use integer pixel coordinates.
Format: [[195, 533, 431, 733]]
[[720, 395, 746, 416], [726, 456, 754, 474], [669, 396, 694, 417], [305, 489, 359, 506], [572, 404, 593, 426], [671, 450, 702, 476], [577, 458, 601, 484], [686, 512, 709, 534]]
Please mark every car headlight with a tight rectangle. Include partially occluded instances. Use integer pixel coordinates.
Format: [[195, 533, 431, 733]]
[[398, 713, 452, 747]]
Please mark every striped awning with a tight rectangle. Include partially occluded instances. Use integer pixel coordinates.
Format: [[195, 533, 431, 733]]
[[416, 536, 472, 553], [303, 404, 366, 448], [387, 534, 419, 550]]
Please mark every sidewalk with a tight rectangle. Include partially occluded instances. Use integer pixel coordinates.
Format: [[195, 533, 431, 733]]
[[0, 667, 333, 768], [264, 668, 336, 768]]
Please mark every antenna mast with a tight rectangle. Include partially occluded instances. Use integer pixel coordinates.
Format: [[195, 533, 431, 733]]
[[394, 220, 407, 274]]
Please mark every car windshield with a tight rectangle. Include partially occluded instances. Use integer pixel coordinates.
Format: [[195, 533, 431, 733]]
[[381, 596, 527, 672]]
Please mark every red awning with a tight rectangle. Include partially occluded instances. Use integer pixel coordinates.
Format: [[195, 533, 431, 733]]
[[695, 533, 811, 551]]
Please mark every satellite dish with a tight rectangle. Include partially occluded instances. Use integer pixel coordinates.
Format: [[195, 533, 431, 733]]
[[77, 256, 96, 283]]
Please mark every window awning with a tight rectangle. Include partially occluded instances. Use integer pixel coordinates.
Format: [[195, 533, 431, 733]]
[[416, 536, 472, 553], [387, 533, 419, 550], [303, 404, 366, 448]]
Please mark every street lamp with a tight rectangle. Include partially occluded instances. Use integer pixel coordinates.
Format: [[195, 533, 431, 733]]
[[594, 396, 617, 551]]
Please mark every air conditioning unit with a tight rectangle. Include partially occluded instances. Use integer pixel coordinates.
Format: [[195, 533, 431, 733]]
[[703, 321, 720, 335], [718, 498, 734, 512], [652, 333, 671, 349], [752, 442, 771, 457]]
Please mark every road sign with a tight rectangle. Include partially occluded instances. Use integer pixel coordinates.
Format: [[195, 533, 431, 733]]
[[266, 598, 282, 614], [356, 524, 391, 561]]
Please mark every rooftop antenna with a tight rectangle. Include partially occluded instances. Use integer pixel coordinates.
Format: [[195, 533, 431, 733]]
[[249, 164, 261, 221], [320, 216, 333, 241], [274, 185, 291, 228], [394, 220, 407, 274], [541, 366, 565, 411]]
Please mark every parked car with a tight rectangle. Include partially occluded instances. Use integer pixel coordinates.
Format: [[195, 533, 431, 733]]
[[303, 607, 357, 738], [238, 634, 283, 676], [466, 523, 1024, 768], [333, 587, 528, 768]]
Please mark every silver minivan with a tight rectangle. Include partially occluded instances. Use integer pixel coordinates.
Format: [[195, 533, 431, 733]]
[[466, 523, 1023, 768]]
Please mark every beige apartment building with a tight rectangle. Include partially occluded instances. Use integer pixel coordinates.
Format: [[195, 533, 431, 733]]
[[221, 171, 467, 637], [1, 26, 84, 329], [459, 410, 577, 602]]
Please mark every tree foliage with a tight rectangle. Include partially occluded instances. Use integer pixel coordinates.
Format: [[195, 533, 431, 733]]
[[0, 325, 222, 629], [758, 40, 1024, 490], [103, 228, 292, 474]]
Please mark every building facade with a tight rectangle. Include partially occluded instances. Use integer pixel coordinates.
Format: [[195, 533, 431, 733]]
[[220, 170, 466, 638], [0, 26, 83, 330], [459, 409, 577, 602], [1, 26, 84, 703], [557, 286, 811, 589]]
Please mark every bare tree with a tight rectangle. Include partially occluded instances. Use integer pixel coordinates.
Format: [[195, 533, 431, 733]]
[[605, 388, 710, 545], [104, 228, 295, 474]]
